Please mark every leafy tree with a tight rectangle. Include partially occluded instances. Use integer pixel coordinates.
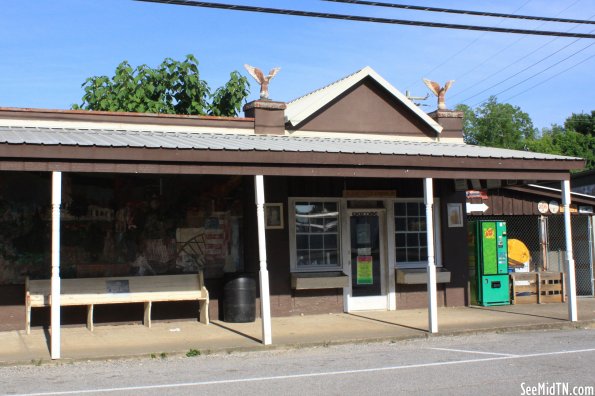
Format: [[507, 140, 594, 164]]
[[525, 125, 595, 170], [72, 55, 250, 117], [564, 111, 594, 136], [456, 96, 536, 149]]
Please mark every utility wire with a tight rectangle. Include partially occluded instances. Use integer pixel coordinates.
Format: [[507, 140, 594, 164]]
[[448, 1, 583, 100], [459, 29, 595, 104], [404, 0, 533, 90], [323, 0, 595, 25], [503, 53, 595, 103], [471, 40, 595, 107], [135, 0, 595, 38]]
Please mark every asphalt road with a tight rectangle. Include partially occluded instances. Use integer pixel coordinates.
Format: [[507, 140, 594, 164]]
[[1, 328, 594, 396]]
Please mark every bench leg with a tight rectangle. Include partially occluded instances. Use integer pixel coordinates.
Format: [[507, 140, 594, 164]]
[[199, 299, 209, 325], [26, 304, 31, 335], [87, 305, 94, 332], [144, 302, 152, 328]]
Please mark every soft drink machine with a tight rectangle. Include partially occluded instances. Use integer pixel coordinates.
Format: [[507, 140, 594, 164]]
[[468, 220, 510, 306]]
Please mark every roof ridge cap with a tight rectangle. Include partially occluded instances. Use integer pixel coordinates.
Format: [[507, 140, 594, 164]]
[[287, 66, 371, 104]]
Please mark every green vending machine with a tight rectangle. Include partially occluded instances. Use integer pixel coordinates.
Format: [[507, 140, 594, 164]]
[[468, 220, 510, 306]]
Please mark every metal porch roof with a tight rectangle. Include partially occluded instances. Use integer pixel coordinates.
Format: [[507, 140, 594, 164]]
[[0, 125, 581, 162]]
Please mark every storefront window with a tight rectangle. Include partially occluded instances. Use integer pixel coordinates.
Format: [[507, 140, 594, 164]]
[[395, 201, 428, 267], [292, 200, 340, 270]]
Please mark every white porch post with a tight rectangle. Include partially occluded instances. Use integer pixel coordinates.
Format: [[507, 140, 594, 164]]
[[255, 175, 272, 345], [424, 178, 438, 333], [562, 179, 578, 322], [51, 172, 62, 359]]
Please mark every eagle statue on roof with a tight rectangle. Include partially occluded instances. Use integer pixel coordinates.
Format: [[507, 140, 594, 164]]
[[423, 79, 455, 110], [244, 64, 281, 100]]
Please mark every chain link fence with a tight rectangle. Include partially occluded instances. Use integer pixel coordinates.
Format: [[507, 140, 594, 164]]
[[468, 215, 594, 296]]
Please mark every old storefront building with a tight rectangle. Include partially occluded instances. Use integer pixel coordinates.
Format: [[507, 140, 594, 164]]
[[0, 67, 585, 357]]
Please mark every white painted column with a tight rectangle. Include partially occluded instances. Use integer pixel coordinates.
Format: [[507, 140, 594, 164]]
[[51, 172, 62, 359], [424, 178, 438, 333], [255, 175, 272, 345], [562, 179, 578, 322]]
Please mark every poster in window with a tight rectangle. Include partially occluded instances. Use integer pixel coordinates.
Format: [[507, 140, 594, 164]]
[[356, 224, 371, 244], [356, 256, 373, 285]]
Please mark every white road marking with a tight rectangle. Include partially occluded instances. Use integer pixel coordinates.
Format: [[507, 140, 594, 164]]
[[9, 347, 595, 396], [429, 347, 519, 357]]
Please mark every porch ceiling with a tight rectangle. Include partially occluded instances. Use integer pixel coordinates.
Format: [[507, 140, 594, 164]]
[[0, 125, 584, 180]]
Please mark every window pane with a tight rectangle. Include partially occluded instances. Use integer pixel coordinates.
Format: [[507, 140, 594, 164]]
[[395, 203, 406, 216], [310, 234, 323, 249], [309, 250, 326, 266], [395, 217, 406, 232], [396, 248, 407, 262], [407, 233, 419, 247], [323, 250, 338, 265], [407, 248, 420, 262], [324, 234, 337, 249], [419, 248, 428, 262], [297, 251, 310, 267], [296, 235, 309, 250], [395, 233, 406, 247], [407, 202, 420, 216], [324, 218, 338, 232], [324, 202, 338, 213], [309, 218, 325, 233], [419, 232, 427, 247]]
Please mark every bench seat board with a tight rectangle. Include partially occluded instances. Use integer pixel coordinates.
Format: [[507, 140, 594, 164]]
[[26, 273, 209, 333]]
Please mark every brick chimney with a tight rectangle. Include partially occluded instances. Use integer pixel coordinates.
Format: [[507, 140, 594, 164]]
[[243, 100, 287, 135], [428, 109, 464, 141]]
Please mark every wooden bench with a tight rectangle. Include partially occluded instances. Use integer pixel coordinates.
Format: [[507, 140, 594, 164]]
[[25, 273, 209, 334]]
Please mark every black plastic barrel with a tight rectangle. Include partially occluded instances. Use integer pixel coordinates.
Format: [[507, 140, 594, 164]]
[[223, 273, 256, 323]]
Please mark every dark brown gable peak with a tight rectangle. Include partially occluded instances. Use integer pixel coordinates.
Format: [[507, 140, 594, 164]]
[[288, 77, 437, 139]]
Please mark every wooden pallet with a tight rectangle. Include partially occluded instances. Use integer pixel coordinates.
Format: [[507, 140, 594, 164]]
[[510, 272, 566, 304]]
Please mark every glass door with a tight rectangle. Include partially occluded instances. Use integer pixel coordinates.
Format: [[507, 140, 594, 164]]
[[346, 209, 388, 311]]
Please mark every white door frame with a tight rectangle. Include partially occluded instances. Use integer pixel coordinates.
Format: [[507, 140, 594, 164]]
[[342, 208, 389, 311]]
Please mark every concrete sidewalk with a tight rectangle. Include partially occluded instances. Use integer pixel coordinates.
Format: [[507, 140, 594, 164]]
[[1, 299, 594, 365]]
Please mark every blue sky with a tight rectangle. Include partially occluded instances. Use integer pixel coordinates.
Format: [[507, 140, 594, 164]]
[[0, 0, 593, 130]]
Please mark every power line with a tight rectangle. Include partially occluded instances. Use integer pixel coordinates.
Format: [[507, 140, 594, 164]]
[[472, 41, 595, 107], [459, 30, 595, 104], [448, 1, 584, 99], [404, 0, 533, 90], [503, 53, 595, 103], [323, 0, 595, 25], [135, 0, 595, 38]]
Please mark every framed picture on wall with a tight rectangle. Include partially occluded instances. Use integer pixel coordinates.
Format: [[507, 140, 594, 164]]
[[447, 203, 464, 228], [265, 203, 284, 229]]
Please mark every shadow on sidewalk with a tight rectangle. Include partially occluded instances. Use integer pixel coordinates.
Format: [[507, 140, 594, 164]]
[[469, 305, 567, 321], [347, 313, 426, 333], [211, 321, 261, 344]]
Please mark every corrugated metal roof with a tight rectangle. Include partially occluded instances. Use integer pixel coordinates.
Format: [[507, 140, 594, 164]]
[[284, 66, 443, 133], [0, 125, 580, 161]]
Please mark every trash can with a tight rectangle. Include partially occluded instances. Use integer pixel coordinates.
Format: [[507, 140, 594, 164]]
[[223, 272, 256, 323]]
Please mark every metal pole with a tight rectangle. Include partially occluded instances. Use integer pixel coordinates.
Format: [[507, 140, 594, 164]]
[[561, 179, 578, 321], [51, 172, 62, 359], [255, 175, 272, 345], [424, 178, 438, 333]]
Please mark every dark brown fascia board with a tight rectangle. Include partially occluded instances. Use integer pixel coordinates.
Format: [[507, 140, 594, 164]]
[[0, 107, 254, 129], [0, 159, 571, 180], [504, 185, 595, 205], [0, 144, 584, 172]]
